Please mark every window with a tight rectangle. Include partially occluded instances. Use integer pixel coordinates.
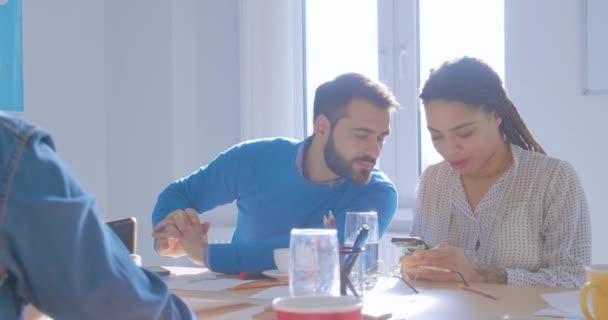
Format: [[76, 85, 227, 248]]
[[304, 0, 504, 208], [419, 0, 504, 170], [304, 0, 379, 135], [304, 0, 419, 209]]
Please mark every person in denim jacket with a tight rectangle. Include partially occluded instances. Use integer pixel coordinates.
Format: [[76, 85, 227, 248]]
[[0, 113, 194, 319]]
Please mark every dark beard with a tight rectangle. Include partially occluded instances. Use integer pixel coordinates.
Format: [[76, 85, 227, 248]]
[[323, 134, 375, 184]]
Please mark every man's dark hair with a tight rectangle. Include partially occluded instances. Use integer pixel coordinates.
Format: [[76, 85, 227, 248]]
[[313, 73, 399, 125]]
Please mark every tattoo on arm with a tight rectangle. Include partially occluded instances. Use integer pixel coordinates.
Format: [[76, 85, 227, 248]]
[[474, 262, 508, 284]]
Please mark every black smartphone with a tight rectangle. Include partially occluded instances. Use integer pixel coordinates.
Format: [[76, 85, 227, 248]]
[[391, 237, 430, 255], [106, 217, 137, 254], [143, 266, 171, 277]]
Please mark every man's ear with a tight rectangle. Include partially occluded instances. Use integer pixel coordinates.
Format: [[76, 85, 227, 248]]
[[313, 115, 331, 140]]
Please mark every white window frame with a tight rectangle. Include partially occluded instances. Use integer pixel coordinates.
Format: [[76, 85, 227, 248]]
[[376, 0, 420, 211]]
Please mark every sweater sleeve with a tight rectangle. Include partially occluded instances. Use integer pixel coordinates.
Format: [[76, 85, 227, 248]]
[[151, 142, 254, 227], [208, 234, 290, 274]]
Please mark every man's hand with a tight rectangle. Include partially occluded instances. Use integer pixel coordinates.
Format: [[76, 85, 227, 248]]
[[400, 244, 507, 284], [180, 218, 210, 266], [152, 208, 200, 258]]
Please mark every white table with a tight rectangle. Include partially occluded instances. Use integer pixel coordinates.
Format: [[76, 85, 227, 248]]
[[168, 267, 575, 320]]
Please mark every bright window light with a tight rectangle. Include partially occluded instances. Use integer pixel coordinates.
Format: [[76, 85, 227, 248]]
[[419, 0, 504, 170], [304, 0, 378, 135]]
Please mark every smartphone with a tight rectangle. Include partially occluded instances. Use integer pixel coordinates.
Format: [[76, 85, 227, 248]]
[[144, 266, 171, 277], [391, 237, 430, 255], [106, 217, 137, 254]]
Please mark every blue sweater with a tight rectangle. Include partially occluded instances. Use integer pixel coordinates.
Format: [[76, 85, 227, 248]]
[[152, 138, 397, 274]]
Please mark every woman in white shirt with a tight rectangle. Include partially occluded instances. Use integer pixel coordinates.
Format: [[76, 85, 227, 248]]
[[401, 57, 591, 288]]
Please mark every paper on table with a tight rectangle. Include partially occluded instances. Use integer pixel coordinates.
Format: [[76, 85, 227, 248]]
[[534, 291, 587, 319], [362, 277, 429, 319], [533, 307, 583, 320], [157, 266, 257, 291], [163, 266, 211, 276], [180, 297, 250, 311], [364, 292, 420, 320], [181, 297, 265, 319], [220, 305, 267, 320], [164, 274, 254, 291], [249, 286, 290, 299]]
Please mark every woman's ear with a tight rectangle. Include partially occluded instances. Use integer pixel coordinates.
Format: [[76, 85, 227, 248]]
[[491, 111, 503, 128]]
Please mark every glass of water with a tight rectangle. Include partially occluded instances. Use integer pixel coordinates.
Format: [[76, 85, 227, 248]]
[[289, 229, 340, 297], [344, 211, 379, 290]]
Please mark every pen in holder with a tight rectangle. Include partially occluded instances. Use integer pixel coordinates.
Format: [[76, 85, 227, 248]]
[[340, 224, 370, 298], [339, 247, 365, 297]]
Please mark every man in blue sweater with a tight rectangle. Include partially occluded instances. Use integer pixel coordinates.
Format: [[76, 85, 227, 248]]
[[152, 73, 400, 274]]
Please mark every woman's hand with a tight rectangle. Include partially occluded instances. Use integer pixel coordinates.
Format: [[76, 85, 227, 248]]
[[400, 244, 507, 284]]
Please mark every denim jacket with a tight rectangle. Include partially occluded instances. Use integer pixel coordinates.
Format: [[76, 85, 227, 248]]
[[0, 113, 193, 319]]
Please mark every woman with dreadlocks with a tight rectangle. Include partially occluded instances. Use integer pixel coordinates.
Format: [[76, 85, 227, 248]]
[[400, 57, 591, 288]]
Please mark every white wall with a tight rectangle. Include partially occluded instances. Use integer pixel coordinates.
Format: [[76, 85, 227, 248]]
[[104, 1, 177, 266], [239, 0, 304, 141], [16, 1, 242, 267], [506, 0, 608, 263], [18, 0, 107, 214], [103, 0, 242, 266]]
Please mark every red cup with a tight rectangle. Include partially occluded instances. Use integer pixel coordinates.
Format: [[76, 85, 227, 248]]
[[273, 296, 362, 320]]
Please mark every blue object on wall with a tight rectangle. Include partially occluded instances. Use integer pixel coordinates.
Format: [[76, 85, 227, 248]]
[[0, 0, 23, 111]]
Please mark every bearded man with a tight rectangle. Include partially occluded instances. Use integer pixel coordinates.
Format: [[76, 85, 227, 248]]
[[152, 73, 399, 274]]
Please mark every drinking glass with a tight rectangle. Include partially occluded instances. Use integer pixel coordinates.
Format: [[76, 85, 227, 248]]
[[344, 211, 379, 290], [289, 228, 340, 296]]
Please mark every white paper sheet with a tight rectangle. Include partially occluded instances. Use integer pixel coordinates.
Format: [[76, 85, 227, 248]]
[[365, 293, 432, 319], [163, 266, 211, 276], [249, 285, 290, 299], [533, 307, 583, 320], [163, 274, 254, 291], [211, 305, 267, 320], [181, 297, 268, 320], [154, 266, 257, 291], [180, 297, 248, 311], [534, 291, 588, 319]]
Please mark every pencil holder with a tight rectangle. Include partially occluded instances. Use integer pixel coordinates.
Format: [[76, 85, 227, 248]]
[[339, 247, 365, 299]]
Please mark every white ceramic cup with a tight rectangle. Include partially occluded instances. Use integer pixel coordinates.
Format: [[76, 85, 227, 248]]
[[274, 248, 290, 273]]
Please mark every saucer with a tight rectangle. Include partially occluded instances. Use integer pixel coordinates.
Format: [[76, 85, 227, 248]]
[[262, 269, 289, 281]]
